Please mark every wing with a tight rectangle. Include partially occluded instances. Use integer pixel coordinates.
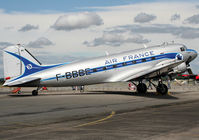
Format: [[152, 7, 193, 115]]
[[3, 77, 41, 87], [116, 59, 182, 82]]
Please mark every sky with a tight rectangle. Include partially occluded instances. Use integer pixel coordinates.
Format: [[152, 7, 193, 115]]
[[0, 0, 199, 77]]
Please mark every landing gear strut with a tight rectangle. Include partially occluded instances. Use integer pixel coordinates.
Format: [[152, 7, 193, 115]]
[[136, 82, 147, 94], [32, 90, 38, 96], [148, 79, 168, 95], [32, 87, 40, 96]]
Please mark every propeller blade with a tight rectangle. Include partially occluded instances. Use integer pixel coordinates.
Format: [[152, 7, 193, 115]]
[[187, 68, 193, 75], [186, 56, 192, 65]]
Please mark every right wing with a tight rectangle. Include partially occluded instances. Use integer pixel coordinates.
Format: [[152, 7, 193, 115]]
[[109, 59, 182, 82]]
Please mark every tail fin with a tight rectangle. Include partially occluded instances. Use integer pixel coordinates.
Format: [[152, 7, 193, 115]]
[[3, 45, 42, 80]]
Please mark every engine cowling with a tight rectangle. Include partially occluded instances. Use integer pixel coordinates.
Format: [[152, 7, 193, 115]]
[[172, 62, 187, 74]]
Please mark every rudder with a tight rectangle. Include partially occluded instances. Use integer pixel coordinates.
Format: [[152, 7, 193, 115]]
[[3, 45, 41, 80]]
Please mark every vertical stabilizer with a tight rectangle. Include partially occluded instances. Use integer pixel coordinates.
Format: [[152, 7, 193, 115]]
[[3, 45, 41, 80], [3, 45, 21, 79]]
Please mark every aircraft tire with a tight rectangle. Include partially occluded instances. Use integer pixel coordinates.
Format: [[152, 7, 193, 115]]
[[32, 90, 38, 96], [156, 84, 168, 95], [137, 83, 147, 94]]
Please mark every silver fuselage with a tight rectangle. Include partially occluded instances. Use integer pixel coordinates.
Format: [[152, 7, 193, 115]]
[[27, 43, 196, 87], [3, 43, 197, 87]]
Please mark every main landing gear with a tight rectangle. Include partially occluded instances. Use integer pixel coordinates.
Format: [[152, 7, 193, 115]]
[[156, 83, 168, 95], [32, 90, 38, 96], [32, 87, 41, 96], [133, 79, 169, 95], [136, 82, 147, 94]]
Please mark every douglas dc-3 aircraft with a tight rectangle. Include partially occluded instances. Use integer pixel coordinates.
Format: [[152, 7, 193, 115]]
[[2, 42, 198, 96]]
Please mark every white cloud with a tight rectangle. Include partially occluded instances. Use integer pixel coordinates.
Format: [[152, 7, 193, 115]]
[[107, 24, 199, 39], [18, 24, 39, 32], [84, 32, 150, 47], [0, 42, 14, 48], [51, 12, 103, 31], [171, 14, 180, 21], [27, 37, 54, 48], [184, 14, 199, 24], [37, 54, 81, 64], [134, 12, 156, 23], [4, 26, 14, 30]]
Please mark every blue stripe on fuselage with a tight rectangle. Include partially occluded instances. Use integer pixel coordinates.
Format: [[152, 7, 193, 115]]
[[186, 49, 198, 54], [41, 52, 177, 82]]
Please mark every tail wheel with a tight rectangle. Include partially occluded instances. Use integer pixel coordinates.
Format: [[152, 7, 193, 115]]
[[156, 84, 168, 95], [137, 83, 147, 94], [32, 90, 38, 96]]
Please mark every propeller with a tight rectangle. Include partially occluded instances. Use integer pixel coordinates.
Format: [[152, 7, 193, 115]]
[[185, 56, 194, 75], [187, 68, 193, 75], [186, 56, 192, 65]]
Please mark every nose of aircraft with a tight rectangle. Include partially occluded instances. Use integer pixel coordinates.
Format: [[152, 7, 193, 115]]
[[186, 49, 198, 62], [191, 49, 198, 60]]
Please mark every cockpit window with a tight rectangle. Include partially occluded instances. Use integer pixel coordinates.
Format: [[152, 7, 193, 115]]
[[180, 45, 187, 52], [180, 47, 185, 52], [183, 45, 187, 50]]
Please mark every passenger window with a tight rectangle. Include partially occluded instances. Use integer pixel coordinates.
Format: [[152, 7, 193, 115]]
[[180, 47, 185, 51], [93, 69, 97, 72], [142, 59, 146, 62], [151, 57, 155, 60], [113, 65, 117, 68], [103, 67, 106, 70], [132, 61, 136, 64], [122, 62, 127, 66]]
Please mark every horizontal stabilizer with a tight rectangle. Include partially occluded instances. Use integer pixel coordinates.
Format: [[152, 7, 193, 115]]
[[3, 77, 41, 87]]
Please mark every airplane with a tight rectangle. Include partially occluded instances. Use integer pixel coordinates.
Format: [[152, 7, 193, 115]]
[[2, 42, 198, 96]]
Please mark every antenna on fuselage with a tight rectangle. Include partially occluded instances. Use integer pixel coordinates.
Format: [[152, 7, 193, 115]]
[[143, 44, 147, 48], [105, 51, 109, 56]]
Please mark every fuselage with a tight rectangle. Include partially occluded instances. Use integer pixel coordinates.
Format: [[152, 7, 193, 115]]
[[28, 43, 196, 87]]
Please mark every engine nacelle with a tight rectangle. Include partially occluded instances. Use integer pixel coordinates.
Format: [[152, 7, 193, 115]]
[[172, 62, 187, 74]]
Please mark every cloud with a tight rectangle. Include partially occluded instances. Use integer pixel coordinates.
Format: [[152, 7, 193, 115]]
[[51, 12, 103, 31], [184, 14, 199, 24], [37, 54, 81, 64], [0, 42, 14, 48], [4, 26, 14, 30], [83, 32, 150, 47], [171, 14, 180, 21], [196, 5, 199, 9], [18, 24, 39, 32], [27, 37, 54, 48], [134, 13, 156, 23], [107, 24, 199, 39]]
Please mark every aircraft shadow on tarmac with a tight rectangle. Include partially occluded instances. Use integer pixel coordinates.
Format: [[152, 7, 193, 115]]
[[8, 91, 178, 99], [8, 94, 34, 97], [92, 91, 179, 99]]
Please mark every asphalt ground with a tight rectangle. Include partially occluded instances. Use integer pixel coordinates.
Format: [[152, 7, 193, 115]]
[[0, 83, 199, 140]]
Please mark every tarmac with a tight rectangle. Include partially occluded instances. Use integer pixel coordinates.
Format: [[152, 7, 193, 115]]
[[0, 82, 199, 140]]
